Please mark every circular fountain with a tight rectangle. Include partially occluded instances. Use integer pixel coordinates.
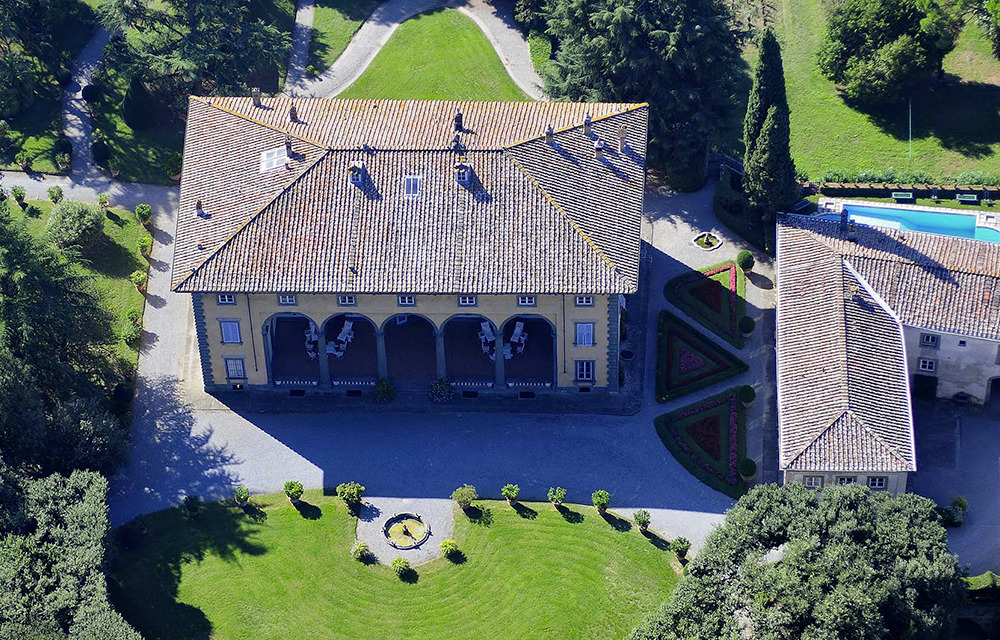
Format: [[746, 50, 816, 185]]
[[383, 513, 430, 549]]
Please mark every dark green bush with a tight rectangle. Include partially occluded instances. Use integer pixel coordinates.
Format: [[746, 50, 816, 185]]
[[451, 483, 478, 509], [737, 385, 756, 404], [138, 236, 152, 255], [91, 139, 111, 164], [373, 379, 395, 402], [81, 83, 102, 103], [428, 378, 454, 403], [120, 321, 141, 345], [336, 480, 365, 506], [739, 316, 755, 335], [123, 75, 157, 130], [233, 485, 250, 504], [936, 504, 964, 527], [46, 201, 105, 250], [54, 136, 72, 155], [56, 67, 72, 87], [736, 250, 755, 271]]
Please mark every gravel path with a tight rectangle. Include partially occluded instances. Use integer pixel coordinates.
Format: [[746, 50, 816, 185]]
[[286, 0, 545, 100], [283, 0, 317, 95], [355, 498, 455, 565], [62, 27, 110, 177]]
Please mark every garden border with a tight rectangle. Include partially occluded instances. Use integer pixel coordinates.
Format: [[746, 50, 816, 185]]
[[664, 260, 747, 349], [655, 311, 748, 402]]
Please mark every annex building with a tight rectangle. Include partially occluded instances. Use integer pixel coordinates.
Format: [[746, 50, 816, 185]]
[[171, 97, 648, 395], [776, 212, 1000, 493]]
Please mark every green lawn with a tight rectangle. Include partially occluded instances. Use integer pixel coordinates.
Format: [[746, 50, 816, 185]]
[[339, 9, 529, 101], [721, 2, 1000, 180], [6, 198, 150, 367], [308, 0, 384, 72], [109, 493, 679, 640], [813, 194, 1000, 213]]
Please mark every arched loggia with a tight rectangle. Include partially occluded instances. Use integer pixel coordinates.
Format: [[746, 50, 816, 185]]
[[500, 314, 557, 387], [382, 313, 438, 384], [263, 312, 321, 385], [322, 313, 379, 383]]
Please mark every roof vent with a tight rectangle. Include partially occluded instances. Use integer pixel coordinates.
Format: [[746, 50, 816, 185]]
[[594, 139, 605, 160], [195, 199, 209, 218], [583, 114, 592, 135], [251, 87, 261, 107], [454, 107, 463, 132], [545, 124, 554, 145], [617, 125, 628, 152], [348, 160, 365, 186], [289, 104, 298, 123], [284, 134, 293, 156], [455, 161, 471, 185]]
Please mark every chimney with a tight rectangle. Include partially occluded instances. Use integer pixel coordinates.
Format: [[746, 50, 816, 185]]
[[617, 125, 628, 152], [284, 134, 293, 156], [289, 104, 298, 123], [251, 87, 261, 107], [583, 114, 592, 135], [545, 124, 554, 145], [594, 139, 605, 160], [840, 207, 849, 234], [454, 107, 463, 132]]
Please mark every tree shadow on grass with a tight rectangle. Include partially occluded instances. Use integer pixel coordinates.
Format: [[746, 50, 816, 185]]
[[512, 502, 537, 520], [464, 505, 493, 527], [601, 512, 632, 532], [399, 568, 419, 584], [241, 503, 268, 523], [81, 232, 143, 279], [294, 500, 322, 520], [556, 505, 584, 524], [641, 529, 672, 551], [446, 550, 467, 565]]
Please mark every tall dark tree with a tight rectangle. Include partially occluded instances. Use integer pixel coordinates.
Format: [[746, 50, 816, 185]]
[[630, 484, 964, 640], [544, 0, 742, 191], [743, 28, 786, 163]]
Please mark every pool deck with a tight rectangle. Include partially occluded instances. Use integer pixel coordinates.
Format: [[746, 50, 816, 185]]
[[817, 197, 1000, 234]]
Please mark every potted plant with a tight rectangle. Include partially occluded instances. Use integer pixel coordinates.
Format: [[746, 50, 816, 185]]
[[738, 458, 757, 482], [547, 486, 567, 508], [15, 150, 31, 170], [501, 483, 520, 506], [233, 485, 250, 506], [11, 185, 25, 205], [670, 537, 691, 559], [737, 385, 756, 408], [440, 538, 459, 558], [391, 557, 411, 579], [130, 269, 147, 292], [97, 193, 110, 210], [634, 509, 651, 532], [737, 250, 755, 273], [47, 186, 63, 204], [373, 379, 395, 403], [336, 481, 365, 511], [350, 541, 370, 561], [451, 484, 478, 510], [284, 480, 304, 505], [183, 494, 201, 517], [138, 236, 152, 257], [739, 316, 755, 338], [428, 378, 455, 403], [135, 203, 152, 226], [592, 489, 610, 514]]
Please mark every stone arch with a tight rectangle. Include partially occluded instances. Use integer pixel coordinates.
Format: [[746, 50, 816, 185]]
[[382, 313, 438, 384], [262, 311, 322, 385], [442, 314, 499, 383], [500, 314, 557, 386], [322, 313, 379, 382]]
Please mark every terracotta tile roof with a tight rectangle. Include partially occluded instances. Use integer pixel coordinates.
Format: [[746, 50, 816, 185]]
[[172, 98, 647, 294], [776, 221, 916, 473]]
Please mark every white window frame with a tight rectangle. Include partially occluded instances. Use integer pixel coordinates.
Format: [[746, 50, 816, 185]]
[[574, 295, 594, 307], [456, 167, 470, 184], [277, 294, 297, 306], [338, 295, 357, 307], [837, 476, 857, 485], [867, 476, 887, 490], [397, 294, 416, 307], [224, 357, 246, 380], [517, 295, 536, 307], [217, 293, 236, 306], [575, 322, 595, 347], [403, 176, 421, 198], [920, 333, 939, 349], [804, 476, 824, 489], [458, 295, 477, 307], [219, 320, 242, 344], [259, 146, 288, 172], [575, 360, 594, 382], [918, 358, 936, 373]]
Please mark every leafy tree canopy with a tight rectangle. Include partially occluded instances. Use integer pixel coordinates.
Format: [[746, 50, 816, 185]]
[[629, 484, 964, 640], [817, 0, 964, 106]]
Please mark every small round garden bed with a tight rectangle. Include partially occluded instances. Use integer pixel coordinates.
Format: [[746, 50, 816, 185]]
[[383, 513, 430, 549], [691, 232, 722, 251], [620, 349, 635, 361]]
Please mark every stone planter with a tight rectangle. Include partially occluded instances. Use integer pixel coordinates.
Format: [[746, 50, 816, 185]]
[[170, 173, 181, 182], [235, 498, 248, 507], [506, 498, 517, 507], [742, 329, 753, 339], [638, 523, 648, 533], [287, 495, 300, 506]]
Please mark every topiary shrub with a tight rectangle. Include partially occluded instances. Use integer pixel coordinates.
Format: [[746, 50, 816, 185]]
[[391, 557, 411, 577], [634, 508, 651, 531], [428, 378, 454, 403], [738, 457, 757, 479], [54, 136, 72, 155], [336, 481, 365, 507], [737, 385, 756, 405], [501, 483, 520, 504], [56, 67, 72, 87], [350, 540, 370, 561], [592, 489, 610, 513], [91, 139, 110, 165], [10, 185, 25, 203], [936, 504, 964, 527], [284, 480, 304, 503], [739, 316, 755, 336], [138, 236, 152, 255], [736, 250, 755, 272], [440, 538, 459, 557], [129, 270, 146, 290], [47, 186, 63, 204], [122, 75, 156, 130], [451, 484, 478, 509], [373, 379, 395, 402], [670, 537, 691, 558], [134, 203, 152, 224], [81, 83, 102, 103], [233, 486, 250, 505], [46, 201, 105, 250], [547, 486, 567, 506], [182, 494, 201, 516], [119, 322, 141, 345]]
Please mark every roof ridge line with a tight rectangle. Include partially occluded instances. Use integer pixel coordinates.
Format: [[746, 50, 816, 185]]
[[786, 413, 846, 466], [505, 103, 649, 150], [852, 412, 911, 467], [173, 149, 332, 292], [193, 95, 331, 151]]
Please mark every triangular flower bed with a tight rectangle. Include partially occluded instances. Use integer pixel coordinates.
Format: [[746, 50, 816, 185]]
[[665, 261, 746, 348], [654, 388, 747, 498], [656, 311, 748, 402]]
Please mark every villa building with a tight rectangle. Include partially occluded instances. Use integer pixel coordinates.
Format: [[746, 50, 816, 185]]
[[171, 97, 648, 395], [775, 212, 1000, 493]]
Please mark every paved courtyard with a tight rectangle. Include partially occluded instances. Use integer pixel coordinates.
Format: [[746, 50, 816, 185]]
[[108, 178, 777, 557]]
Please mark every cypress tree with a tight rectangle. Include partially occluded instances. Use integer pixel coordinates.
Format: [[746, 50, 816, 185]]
[[122, 75, 156, 130], [743, 28, 787, 162], [744, 104, 797, 236]]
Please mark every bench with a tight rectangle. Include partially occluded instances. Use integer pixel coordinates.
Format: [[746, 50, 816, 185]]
[[956, 193, 979, 203], [891, 191, 913, 202]]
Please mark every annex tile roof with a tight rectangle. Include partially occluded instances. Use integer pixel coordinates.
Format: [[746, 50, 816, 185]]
[[776, 219, 916, 473], [171, 98, 647, 294]]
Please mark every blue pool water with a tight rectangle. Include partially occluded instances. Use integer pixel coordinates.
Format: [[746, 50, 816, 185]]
[[821, 204, 1000, 243]]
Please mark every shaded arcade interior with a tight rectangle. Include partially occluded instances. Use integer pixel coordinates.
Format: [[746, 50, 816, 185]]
[[268, 315, 320, 384], [502, 316, 556, 385], [384, 314, 437, 383], [444, 316, 497, 382], [324, 314, 378, 382]]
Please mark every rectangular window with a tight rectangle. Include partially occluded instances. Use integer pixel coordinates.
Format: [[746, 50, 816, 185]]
[[217, 293, 236, 306], [575, 322, 595, 347], [517, 295, 536, 307], [224, 357, 246, 380], [219, 320, 241, 344], [804, 476, 824, 489], [918, 358, 936, 373], [575, 360, 595, 382], [958, 340, 967, 347], [455, 167, 470, 184], [837, 476, 857, 485], [458, 295, 477, 307], [867, 476, 887, 490], [397, 295, 416, 307], [403, 176, 420, 197], [277, 294, 297, 306], [259, 146, 287, 172], [338, 295, 357, 307], [574, 295, 594, 307], [920, 333, 939, 348]]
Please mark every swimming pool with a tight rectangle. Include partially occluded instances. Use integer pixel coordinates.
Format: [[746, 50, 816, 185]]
[[821, 204, 1000, 243]]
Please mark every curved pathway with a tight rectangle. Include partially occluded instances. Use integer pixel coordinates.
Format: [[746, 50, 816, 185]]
[[284, 0, 316, 92], [285, 0, 545, 100]]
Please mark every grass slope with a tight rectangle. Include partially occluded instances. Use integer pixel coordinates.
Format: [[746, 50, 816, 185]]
[[339, 9, 529, 101], [109, 493, 679, 640], [308, 0, 384, 71], [6, 198, 150, 367]]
